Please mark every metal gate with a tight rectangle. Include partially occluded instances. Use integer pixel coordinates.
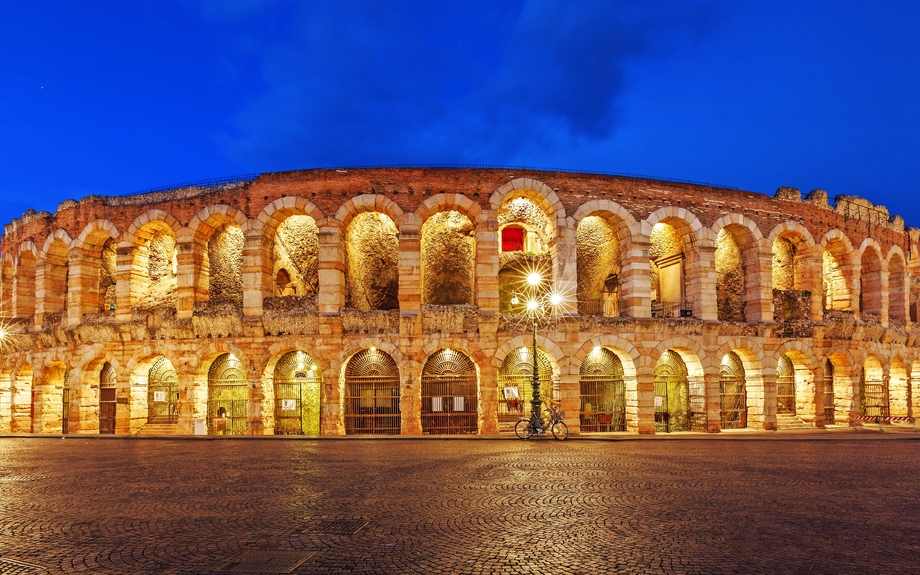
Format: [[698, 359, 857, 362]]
[[720, 352, 747, 429], [344, 348, 401, 435], [860, 369, 888, 420], [497, 347, 553, 429], [148, 356, 178, 424], [421, 349, 478, 434], [99, 362, 116, 434], [207, 353, 249, 435], [653, 350, 691, 432], [579, 348, 626, 432], [776, 355, 796, 415], [823, 359, 835, 425], [62, 370, 70, 435], [273, 350, 322, 436]]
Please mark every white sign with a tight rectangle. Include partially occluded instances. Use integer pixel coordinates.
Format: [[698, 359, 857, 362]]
[[154, 391, 166, 403], [453, 396, 465, 412], [654, 396, 663, 407], [503, 387, 520, 400], [281, 399, 297, 411], [431, 397, 443, 412]]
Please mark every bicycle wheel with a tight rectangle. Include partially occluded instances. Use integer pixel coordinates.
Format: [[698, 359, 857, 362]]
[[552, 420, 568, 440], [515, 419, 534, 440]]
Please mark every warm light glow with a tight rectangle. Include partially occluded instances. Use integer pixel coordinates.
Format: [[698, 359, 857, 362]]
[[298, 363, 305, 370], [550, 293, 562, 305], [310, 365, 317, 371], [370, 346, 377, 352], [593, 346, 601, 354], [527, 300, 539, 311], [0, 329, 6, 339], [511, 296, 519, 305], [527, 272, 542, 286]]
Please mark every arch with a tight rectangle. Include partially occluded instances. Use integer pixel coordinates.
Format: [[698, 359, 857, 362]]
[[774, 343, 818, 426], [123, 215, 179, 310], [334, 194, 405, 231], [122, 209, 183, 248], [74, 219, 120, 250], [653, 349, 702, 432], [490, 178, 566, 231], [98, 361, 117, 434], [420, 348, 478, 434], [496, 346, 555, 429], [73, 220, 120, 316], [889, 356, 909, 417], [645, 207, 712, 319], [887, 246, 908, 323], [344, 210, 400, 310], [715, 339, 765, 429], [247, 196, 326, 237], [38, 233, 72, 319], [578, 347, 627, 432], [272, 350, 322, 436], [207, 352, 249, 435], [343, 348, 402, 435], [148, 356, 179, 426], [415, 193, 483, 229], [858, 239, 885, 317], [822, 349, 856, 426], [821, 229, 857, 312], [420, 209, 476, 305], [184, 204, 249, 245], [860, 354, 887, 420], [711, 215, 765, 322]]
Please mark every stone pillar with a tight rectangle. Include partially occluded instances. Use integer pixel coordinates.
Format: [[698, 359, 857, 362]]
[[175, 240, 199, 319], [636, 371, 656, 434], [320, 363, 345, 436], [695, 239, 719, 321], [798, 249, 824, 322], [761, 367, 777, 430], [114, 244, 135, 322], [67, 250, 93, 326], [478, 363, 499, 435], [317, 225, 345, 314], [622, 229, 651, 318], [397, 216, 422, 312], [248, 380, 266, 435], [400, 366, 422, 435], [475, 211, 499, 313], [241, 229, 265, 318], [744, 239, 774, 323], [879, 271, 889, 327], [559, 372, 581, 435], [556, 219, 578, 303], [33, 260, 49, 328]]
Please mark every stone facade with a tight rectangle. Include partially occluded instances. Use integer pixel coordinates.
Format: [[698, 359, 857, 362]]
[[0, 168, 918, 436]]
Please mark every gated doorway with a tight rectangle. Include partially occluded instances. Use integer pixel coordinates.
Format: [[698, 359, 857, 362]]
[[653, 350, 691, 432], [344, 348, 401, 435], [148, 357, 178, 424], [720, 352, 747, 429], [207, 353, 249, 435], [497, 347, 553, 429], [61, 370, 70, 435], [421, 349, 478, 434], [860, 366, 888, 420], [579, 348, 626, 432], [273, 350, 322, 436], [824, 359, 835, 425], [776, 355, 796, 415], [99, 362, 116, 434]]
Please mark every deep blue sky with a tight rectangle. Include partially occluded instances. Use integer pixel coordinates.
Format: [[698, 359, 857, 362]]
[[2, 1, 919, 229]]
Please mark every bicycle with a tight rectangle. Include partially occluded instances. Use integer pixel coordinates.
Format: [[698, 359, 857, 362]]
[[514, 405, 568, 440]]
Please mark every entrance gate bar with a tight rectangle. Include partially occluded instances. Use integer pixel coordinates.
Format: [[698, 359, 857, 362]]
[[148, 357, 179, 424], [344, 349, 401, 435], [421, 349, 478, 434], [776, 355, 796, 415], [207, 353, 249, 435], [720, 352, 747, 429], [579, 348, 626, 432], [99, 362, 116, 434], [273, 350, 322, 436], [497, 348, 553, 430], [824, 359, 835, 425]]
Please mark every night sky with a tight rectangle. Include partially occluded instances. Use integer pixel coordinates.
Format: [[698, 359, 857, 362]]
[[2, 1, 919, 229]]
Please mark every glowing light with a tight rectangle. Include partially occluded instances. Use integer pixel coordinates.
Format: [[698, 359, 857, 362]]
[[370, 346, 377, 352], [298, 363, 305, 370], [550, 293, 562, 305], [593, 346, 601, 354], [0, 329, 6, 339], [527, 300, 539, 311], [310, 365, 317, 371], [527, 272, 542, 286], [511, 296, 519, 305]]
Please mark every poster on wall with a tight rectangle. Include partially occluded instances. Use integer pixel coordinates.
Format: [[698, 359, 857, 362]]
[[153, 391, 166, 403], [281, 399, 297, 411], [503, 387, 519, 400]]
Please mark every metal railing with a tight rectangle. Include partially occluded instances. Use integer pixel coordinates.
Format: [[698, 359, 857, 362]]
[[651, 301, 692, 318]]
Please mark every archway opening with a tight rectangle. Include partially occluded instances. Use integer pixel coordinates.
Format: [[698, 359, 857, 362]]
[[576, 216, 621, 317], [497, 347, 553, 430], [130, 222, 178, 312], [272, 215, 319, 302], [99, 362, 117, 434], [148, 356, 179, 425], [273, 350, 322, 436], [207, 353, 248, 435], [344, 348, 401, 435], [720, 352, 747, 429], [889, 357, 908, 418], [202, 223, 244, 307], [715, 229, 745, 322], [579, 347, 626, 432], [421, 211, 475, 305], [823, 246, 851, 312], [42, 238, 69, 320], [776, 354, 797, 415], [649, 223, 687, 318], [860, 356, 887, 420], [345, 212, 399, 310], [653, 350, 696, 432], [888, 252, 907, 323], [859, 247, 883, 317], [421, 349, 478, 435], [98, 238, 117, 313]]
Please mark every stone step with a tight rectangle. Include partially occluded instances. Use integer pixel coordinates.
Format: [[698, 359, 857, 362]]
[[137, 423, 178, 436], [776, 413, 813, 430]]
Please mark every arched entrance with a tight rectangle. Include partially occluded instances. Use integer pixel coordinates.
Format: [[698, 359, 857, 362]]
[[823, 359, 835, 425], [776, 355, 796, 414], [148, 357, 178, 424], [497, 347, 552, 429], [860, 357, 887, 420], [272, 350, 322, 436], [207, 353, 248, 435], [653, 350, 691, 432], [579, 348, 626, 432], [344, 348, 401, 435], [99, 362, 116, 434], [420, 349, 478, 434], [720, 352, 747, 429]]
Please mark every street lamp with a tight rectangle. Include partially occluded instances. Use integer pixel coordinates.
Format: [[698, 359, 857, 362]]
[[510, 272, 561, 431]]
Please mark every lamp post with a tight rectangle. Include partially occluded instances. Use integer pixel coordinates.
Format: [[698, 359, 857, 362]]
[[511, 272, 562, 431]]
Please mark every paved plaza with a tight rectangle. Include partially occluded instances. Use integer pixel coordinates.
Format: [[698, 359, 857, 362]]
[[0, 435, 918, 574]]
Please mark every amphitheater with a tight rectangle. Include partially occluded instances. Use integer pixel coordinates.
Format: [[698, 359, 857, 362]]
[[0, 167, 917, 436]]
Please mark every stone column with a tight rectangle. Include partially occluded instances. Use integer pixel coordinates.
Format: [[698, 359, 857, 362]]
[[397, 216, 422, 313], [114, 244, 135, 322], [33, 260, 49, 328], [317, 225, 345, 314], [556, 219, 577, 303], [636, 370, 656, 434], [66, 250, 94, 326], [744, 238, 774, 323], [695, 238, 719, 321], [558, 372, 581, 435], [248, 379, 266, 435], [400, 365, 422, 435], [761, 367, 777, 430], [622, 229, 652, 319], [320, 363, 345, 436], [475, 211, 499, 313], [478, 363, 499, 435], [704, 370, 722, 433], [241, 229, 265, 318]]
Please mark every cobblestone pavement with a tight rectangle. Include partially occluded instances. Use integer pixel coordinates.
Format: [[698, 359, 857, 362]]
[[0, 435, 919, 574]]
